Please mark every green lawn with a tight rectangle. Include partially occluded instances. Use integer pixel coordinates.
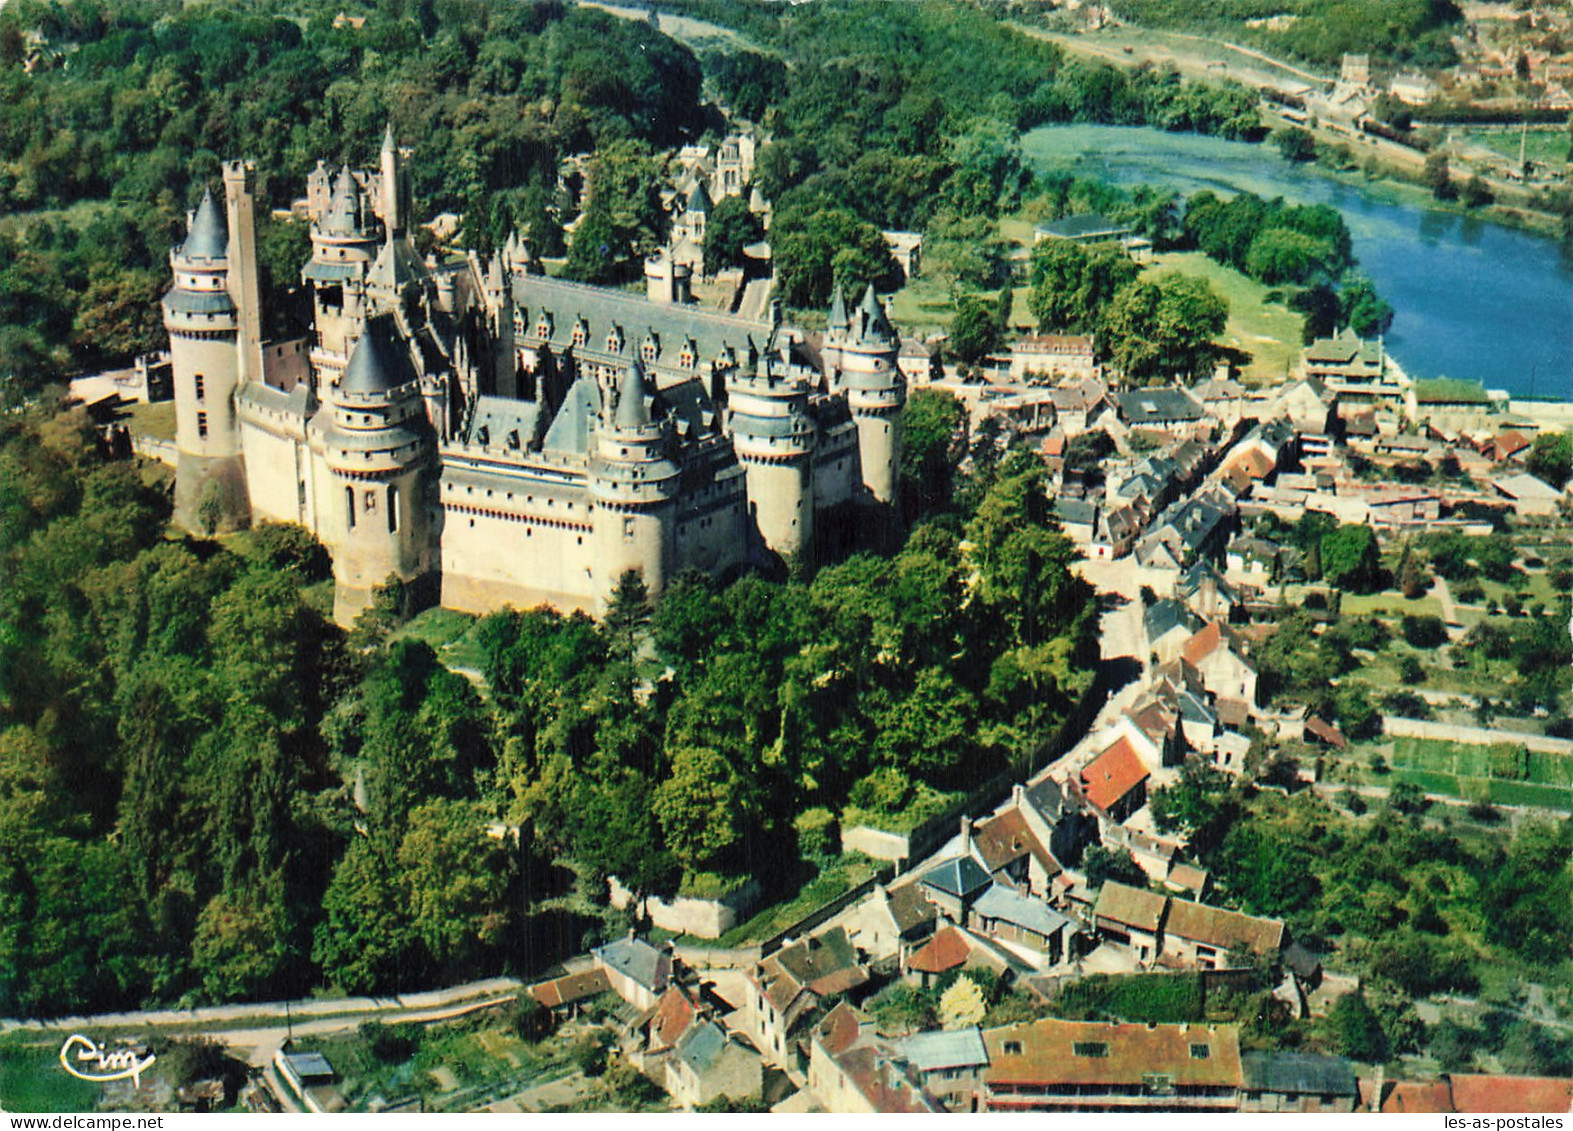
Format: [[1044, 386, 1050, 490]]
[[1466, 126, 1571, 169], [123, 400, 177, 442], [0, 1039, 101, 1113], [1385, 738, 1573, 813], [1337, 591, 1444, 619], [392, 607, 487, 674], [1141, 251, 1304, 384], [710, 853, 881, 948], [1488, 780, 1573, 811]]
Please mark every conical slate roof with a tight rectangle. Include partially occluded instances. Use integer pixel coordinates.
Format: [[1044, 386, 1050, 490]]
[[686, 181, 713, 215], [320, 167, 363, 237], [827, 285, 848, 333], [181, 189, 228, 261], [858, 284, 894, 341], [613, 362, 650, 429], [341, 315, 418, 395]]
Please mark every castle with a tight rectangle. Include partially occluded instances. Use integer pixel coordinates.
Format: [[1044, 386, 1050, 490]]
[[164, 131, 906, 625]]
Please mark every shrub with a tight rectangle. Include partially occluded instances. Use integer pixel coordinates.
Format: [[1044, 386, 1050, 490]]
[[1401, 615, 1448, 649], [794, 807, 838, 861], [360, 1020, 421, 1063]]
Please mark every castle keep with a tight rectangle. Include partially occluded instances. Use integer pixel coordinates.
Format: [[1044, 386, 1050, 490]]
[[165, 134, 906, 625]]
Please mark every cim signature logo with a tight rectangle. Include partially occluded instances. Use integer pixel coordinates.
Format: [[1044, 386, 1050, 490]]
[[58, 1035, 156, 1087]]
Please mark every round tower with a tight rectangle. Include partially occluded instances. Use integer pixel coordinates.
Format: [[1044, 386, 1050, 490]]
[[164, 188, 250, 530], [310, 314, 435, 627], [588, 362, 680, 610], [837, 285, 905, 504], [726, 356, 817, 558], [305, 166, 381, 360]]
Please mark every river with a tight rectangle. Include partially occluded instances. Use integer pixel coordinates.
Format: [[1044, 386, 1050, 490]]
[[1023, 125, 1573, 400]]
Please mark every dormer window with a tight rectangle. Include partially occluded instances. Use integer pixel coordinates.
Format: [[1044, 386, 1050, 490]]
[[641, 334, 659, 363], [679, 338, 697, 368], [571, 318, 588, 347], [535, 312, 553, 339], [606, 325, 624, 353]]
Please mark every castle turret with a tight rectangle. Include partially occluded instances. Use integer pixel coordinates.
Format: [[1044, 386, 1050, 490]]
[[165, 188, 250, 529], [726, 355, 817, 558], [836, 286, 904, 504], [310, 314, 435, 626], [588, 362, 680, 609], [305, 166, 381, 359]]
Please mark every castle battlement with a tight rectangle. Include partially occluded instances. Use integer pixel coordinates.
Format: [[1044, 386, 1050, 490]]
[[164, 135, 905, 625]]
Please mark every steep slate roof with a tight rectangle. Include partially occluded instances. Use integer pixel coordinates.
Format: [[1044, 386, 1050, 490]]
[[1164, 897, 1284, 956], [595, 935, 667, 992], [983, 1019, 1243, 1091], [530, 968, 610, 1009], [972, 884, 1074, 940], [1093, 881, 1168, 933], [896, 1028, 990, 1073], [1145, 599, 1199, 643], [181, 189, 229, 260], [1037, 213, 1129, 240], [1241, 1051, 1357, 1098], [672, 1019, 727, 1075], [1079, 736, 1150, 813], [464, 395, 542, 449], [1116, 388, 1205, 426], [907, 926, 972, 975], [886, 883, 939, 935], [541, 376, 599, 455], [920, 855, 993, 901], [342, 316, 419, 395]]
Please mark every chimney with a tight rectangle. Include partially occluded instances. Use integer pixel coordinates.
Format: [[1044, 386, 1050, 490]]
[[1369, 1063, 1385, 1113], [960, 816, 972, 854], [1012, 783, 1024, 807]]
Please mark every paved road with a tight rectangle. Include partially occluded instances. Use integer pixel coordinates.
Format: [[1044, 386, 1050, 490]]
[[0, 976, 524, 1037]]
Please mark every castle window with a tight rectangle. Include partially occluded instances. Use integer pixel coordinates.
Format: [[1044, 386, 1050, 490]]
[[194, 373, 206, 402], [606, 326, 623, 352], [623, 516, 634, 542], [642, 337, 658, 362], [346, 486, 356, 529], [364, 490, 376, 512], [388, 485, 399, 533], [571, 320, 587, 347], [197, 411, 208, 439]]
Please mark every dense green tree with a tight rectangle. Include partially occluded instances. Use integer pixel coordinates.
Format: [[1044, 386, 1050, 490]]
[[313, 836, 419, 994], [1320, 524, 1382, 592], [701, 194, 763, 276], [1527, 431, 1573, 487], [773, 206, 900, 309], [1100, 273, 1227, 381], [900, 389, 966, 519], [1027, 240, 1140, 333]]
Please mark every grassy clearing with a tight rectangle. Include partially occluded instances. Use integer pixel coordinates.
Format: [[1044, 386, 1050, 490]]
[[1466, 127, 1571, 169], [122, 400, 177, 442], [393, 607, 487, 673], [0, 1039, 101, 1113], [1384, 738, 1573, 812], [711, 853, 881, 948], [1142, 252, 1303, 383], [1338, 591, 1444, 619]]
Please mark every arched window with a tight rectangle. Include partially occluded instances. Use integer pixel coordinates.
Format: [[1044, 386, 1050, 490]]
[[388, 485, 400, 533], [346, 485, 356, 530]]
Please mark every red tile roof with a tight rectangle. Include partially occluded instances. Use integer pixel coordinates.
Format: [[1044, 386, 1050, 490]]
[[1181, 622, 1224, 666], [649, 986, 697, 1052], [973, 808, 1060, 880], [1080, 736, 1151, 812], [1450, 1074, 1573, 1113], [907, 925, 971, 975], [1303, 716, 1347, 750], [530, 968, 610, 1010], [984, 1018, 1244, 1090]]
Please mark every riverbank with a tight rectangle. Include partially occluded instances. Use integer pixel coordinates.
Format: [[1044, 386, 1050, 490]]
[[1022, 19, 1570, 241]]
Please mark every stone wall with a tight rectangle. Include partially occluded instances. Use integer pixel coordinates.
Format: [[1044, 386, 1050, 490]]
[[839, 825, 910, 862], [607, 875, 763, 939]]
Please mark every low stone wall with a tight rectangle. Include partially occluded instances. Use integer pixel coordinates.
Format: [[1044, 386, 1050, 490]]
[[673, 943, 763, 969], [607, 875, 763, 939], [1383, 716, 1573, 755], [839, 825, 910, 862]]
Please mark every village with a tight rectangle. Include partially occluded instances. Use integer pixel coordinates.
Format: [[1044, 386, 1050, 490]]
[[230, 208, 1573, 1114]]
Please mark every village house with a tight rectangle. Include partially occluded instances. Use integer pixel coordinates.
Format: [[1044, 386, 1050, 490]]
[[897, 338, 940, 386], [1240, 1051, 1360, 1113], [1180, 621, 1258, 708], [971, 805, 1062, 897], [529, 968, 612, 1020], [1491, 472, 1562, 516], [593, 934, 673, 1011], [1362, 1074, 1573, 1115], [1145, 599, 1203, 665], [839, 881, 937, 962], [1010, 334, 1098, 381], [1078, 735, 1152, 824], [1116, 388, 1208, 433], [808, 1011, 945, 1114], [980, 1018, 1245, 1112], [918, 852, 995, 923], [1092, 881, 1169, 964], [893, 1028, 991, 1111], [665, 1020, 764, 1109], [1161, 897, 1285, 970], [1047, 378, 1111, 437], [968, 883, 1077, 962], [1176, 561, 1237, 622], [746, 928, 869, 1070]]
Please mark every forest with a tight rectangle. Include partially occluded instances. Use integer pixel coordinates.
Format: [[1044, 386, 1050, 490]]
[[0, 391, 1097, 1013]]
